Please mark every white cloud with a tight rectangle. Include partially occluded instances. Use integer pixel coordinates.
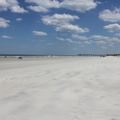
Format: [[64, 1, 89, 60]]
[[66, 38, 74, 43], [42, 13, 88, 33], [90, 35, 120, 43], [25, 0, 60, 8], [1, 35, 12, 39], [109, 42, 114, 47], [0, 0, 27, 13], [60, 33, 67, 36], [57, 34, 120, 46], [10, 5, 28, 13], [56, 37, 65, 41], [90, 35, 109, 40], [16, 18, 22, 21], [42, 13, 79, 26], [60, 0, 97, 12], [33, 30, 47, 36], [77, 42, 82, 44], [55, 24, 89, 33], [56, 37, 81, 44], [96, 40, 106, 45], [25, 0, 97, 13], [104, 23, 120, 32], [28, 5, 48, 12], [48, 43, 54, 45], [111, 37, 120, 42], [99, 8, 120, 22], [72, 34, 88, 40], [0, 17, 10, 28], [26, 0, 59, 12], [84, 41, 91, 44], [116, 33, 120, 36], [96, 1, 101, 4]]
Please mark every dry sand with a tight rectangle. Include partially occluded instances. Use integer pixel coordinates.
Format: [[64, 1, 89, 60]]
[[0, 56, 120, 120]]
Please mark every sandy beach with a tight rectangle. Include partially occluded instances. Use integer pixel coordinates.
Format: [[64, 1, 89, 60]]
[[0, 56, 120, 120]]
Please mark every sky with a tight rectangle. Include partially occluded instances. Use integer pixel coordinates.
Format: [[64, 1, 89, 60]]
[[0, 0, 120, 55]]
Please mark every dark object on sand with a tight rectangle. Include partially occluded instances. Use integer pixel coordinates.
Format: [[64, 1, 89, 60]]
[[100, 55, 105, 57], [18, 56, 23, 59]]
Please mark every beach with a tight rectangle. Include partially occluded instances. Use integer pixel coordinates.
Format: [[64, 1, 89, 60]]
[[0, 56, 120, 120]]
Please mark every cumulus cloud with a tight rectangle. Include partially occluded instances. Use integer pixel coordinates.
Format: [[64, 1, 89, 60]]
[[111, 37, 120, 42], [66, 38, 81, 44], [1, 35, 12, 39], [66, 38, 76, 43], [56, 24, 89, 33], [42, 13, 89, 33], [104, 23, 120, 32], [26, 0, 59, 12], [25, 0, 97, 13], [42, 13, 79, 26], [109, 42, 114, 47], [90, 35, 120, 43], [56, 37, 65, 41], [71, 34, 120, 46], [60, 0, 97, 12], [116, 33, 120, 36], [0, 0, 27, 13], [0, 17, 10, 28], [16, 18, 22, 21], [56, 33, 120, 46], [90, 35, 109, 40], [84, 41, 91, 44], [99, 8, 120, 22], [56, 37, 81, 44], [10, 5, 28, 13], [96, 40, 106, 45], [28, 5, 48, 12], [33, 30, 47, 36], [25, 0, 60, 8], [72, 34, 88, 40]]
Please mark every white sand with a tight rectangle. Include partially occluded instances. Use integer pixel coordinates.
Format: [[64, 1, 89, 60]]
[[0, 56, 120, 120]]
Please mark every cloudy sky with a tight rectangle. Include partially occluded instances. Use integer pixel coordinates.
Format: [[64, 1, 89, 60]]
[[0, 0, 120, 55]]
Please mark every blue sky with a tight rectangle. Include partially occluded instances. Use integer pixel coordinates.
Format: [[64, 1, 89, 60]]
[[0, 0, 120, 55]]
